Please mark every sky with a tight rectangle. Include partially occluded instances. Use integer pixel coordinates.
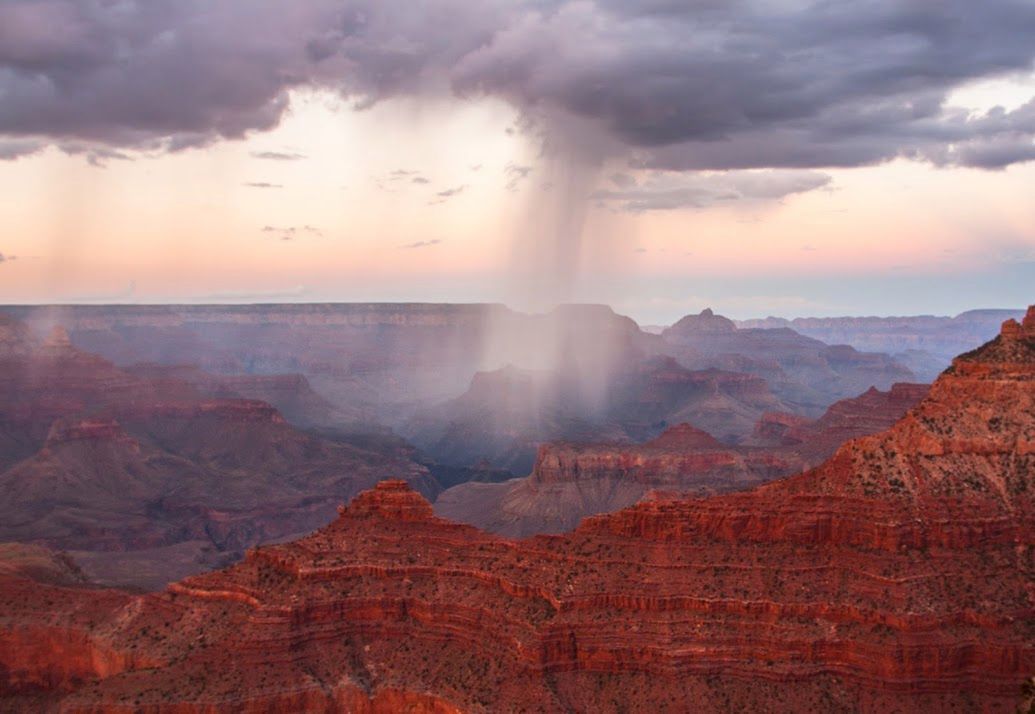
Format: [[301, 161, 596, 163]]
[[1, 0, 1034, 324]]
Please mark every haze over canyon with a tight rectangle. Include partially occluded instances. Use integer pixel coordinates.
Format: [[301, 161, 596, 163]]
[[2, 0, 1035, 711]]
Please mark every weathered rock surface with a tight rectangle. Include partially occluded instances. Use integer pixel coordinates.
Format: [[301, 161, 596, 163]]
[[436, 383, 927, 536], [2, 311, 1033, 712], [0, 316, 435, 588], [738, 307, 1026, 379], [406, 357, 788, 473], [126, 363, 349, 429], [661, 308, 917, 413], [4, 304, 918, 456]]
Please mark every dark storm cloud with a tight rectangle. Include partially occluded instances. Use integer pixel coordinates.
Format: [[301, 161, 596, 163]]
[[0, 138, 44, 160], [58, 142, 130, 167], [1, 0, 1034, 170]]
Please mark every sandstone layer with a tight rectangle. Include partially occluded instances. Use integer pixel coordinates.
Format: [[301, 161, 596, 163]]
[[0, 316, 435, 588], [1, 310, 1033, 711], [436, 383, 927, 537]]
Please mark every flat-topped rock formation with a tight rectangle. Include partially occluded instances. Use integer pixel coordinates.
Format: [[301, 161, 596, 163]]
[[750, 381, 929, 461], [2, 310, 1032, 711], [660, 308, 917, 413], [406, 357, 789, 473], [5, 304, 918, 450], [739, 307, 1028, 379], [436, 382, 927, 537]]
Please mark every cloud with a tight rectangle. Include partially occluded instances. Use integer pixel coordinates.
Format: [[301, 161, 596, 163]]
[[609, 172, 636, 189], [376, 169, 431, 188], [243, 182, 283, 189], [400, 239, 442, 249], [0, 0, 1034, 170], [251, 150, 306, 160], [593, 170, 832, 212], [59, 142, 130, 167], [504, 162, 532, 190], [435, 185, 466, 198], [261, 225, 323, 239], [0, 252, 7, 263], [427, 185, 467, 205], [0, 138, 45, 160]]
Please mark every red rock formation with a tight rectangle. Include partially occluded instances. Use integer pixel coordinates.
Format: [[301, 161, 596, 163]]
[[436, 384, 926, 537], [0, 315, 436, 588], [127, 363, 349, 428], [2, 313, 1032, 711], [660, 308, 917, 413], [405, 357, 788, 474], [435, 423, 808, 536], [751, 381, 929, 461]]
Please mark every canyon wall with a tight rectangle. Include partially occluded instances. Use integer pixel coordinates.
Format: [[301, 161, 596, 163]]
[[1, 309, 1032, 712]]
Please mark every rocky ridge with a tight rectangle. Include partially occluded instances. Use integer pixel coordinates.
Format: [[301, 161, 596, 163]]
[[435, 383, 927, 537], [1, 310, 1032, 711]]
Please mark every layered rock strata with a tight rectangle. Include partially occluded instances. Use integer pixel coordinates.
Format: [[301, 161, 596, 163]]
[[2, 311, 1033, 711]]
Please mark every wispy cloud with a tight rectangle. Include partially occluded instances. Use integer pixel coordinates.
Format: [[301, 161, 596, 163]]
[[251, 150, 306, 161], [504, 163, 532, 191], [399, 239, 442, 249], [261, 225, 323, 241], [374, 169, 431, 191], [428, 185, 467, 205], [243, 182, 283, 189], [436, 185, 465, 198]]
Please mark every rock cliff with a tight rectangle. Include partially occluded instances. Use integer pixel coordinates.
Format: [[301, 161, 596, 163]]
[[436, 383, 927, 537], [0, 316, 435, 588], [662, 308, 917, 413], [2, 311, 1033, 711]]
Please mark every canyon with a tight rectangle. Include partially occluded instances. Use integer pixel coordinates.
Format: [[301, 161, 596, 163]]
[[1, 307, 1032, 712], [4, 304, 919, 472], [738, 308, 1024, 381], [435, 382, 927, 536], [660, 308, 917, 412], [0, 315, 434, 589]]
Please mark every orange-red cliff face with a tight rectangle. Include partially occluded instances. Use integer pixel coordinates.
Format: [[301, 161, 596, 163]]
[[1, 312, 1034, 712], [435, 383, 926, 537], [434, 423, 810, 537]]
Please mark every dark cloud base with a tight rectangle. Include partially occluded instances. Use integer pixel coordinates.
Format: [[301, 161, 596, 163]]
[[0, 0, 1033, 172]]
